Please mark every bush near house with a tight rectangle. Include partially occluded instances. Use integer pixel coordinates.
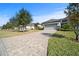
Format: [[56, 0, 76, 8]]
[[34, 23, 44, 30], [37, 25, 44, 30], [59, 23, 72, 31]]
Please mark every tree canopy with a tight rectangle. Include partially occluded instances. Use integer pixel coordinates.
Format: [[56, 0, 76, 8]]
[[65, 3, 79, 41], [2, 8, 32, 30], [15, 8, 32, 26]]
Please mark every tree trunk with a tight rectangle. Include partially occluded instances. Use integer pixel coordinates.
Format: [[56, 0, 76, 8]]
[[76, 34, 79, 41]]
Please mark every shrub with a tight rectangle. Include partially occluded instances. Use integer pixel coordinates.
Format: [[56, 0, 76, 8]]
[[37, 25, 44, 30], [60, 23, 72, 31], [34, 23, 44, 30]]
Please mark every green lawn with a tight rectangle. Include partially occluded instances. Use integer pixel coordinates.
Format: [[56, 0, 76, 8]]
[[48, 31, 79, 56], [0, 30, 40, 38]]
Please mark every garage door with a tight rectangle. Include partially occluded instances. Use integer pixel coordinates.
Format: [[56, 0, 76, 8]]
[[44, 24, 57, 30]]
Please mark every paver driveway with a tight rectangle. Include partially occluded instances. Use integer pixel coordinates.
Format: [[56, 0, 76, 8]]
[[0, 29, 56, 56]]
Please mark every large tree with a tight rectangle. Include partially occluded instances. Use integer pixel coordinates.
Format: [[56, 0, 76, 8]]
[[16, 8, 32, 26], [65, 3, 79, 41], [10, 17, 18, 27], [2, 8, 32, 31], [2, 22, 13, 29], [9, 8, 32, 31]]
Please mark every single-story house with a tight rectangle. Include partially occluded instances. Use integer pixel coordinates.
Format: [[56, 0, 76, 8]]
[[42, 17, 68, 30], [18, 23, 35, 31], [26, 23, 35, 30], [27, 23, 44, 30], [14, 23, 44, 31]]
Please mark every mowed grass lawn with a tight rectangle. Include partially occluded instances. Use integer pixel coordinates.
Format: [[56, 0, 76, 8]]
[[48, 31, 79, 56], [0, 30, 40, 38]]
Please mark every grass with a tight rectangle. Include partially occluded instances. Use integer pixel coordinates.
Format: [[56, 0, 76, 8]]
[[0, 30, 40, 38], [48, 31, 79, 56]]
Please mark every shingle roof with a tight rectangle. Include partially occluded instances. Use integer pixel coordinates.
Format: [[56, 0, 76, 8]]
[[42, 17, 68, 24], [42, 19, 61, 24]]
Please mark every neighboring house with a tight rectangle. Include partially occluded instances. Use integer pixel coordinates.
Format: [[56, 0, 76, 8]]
[[42, 17, 68, 30], [14, 23, 35, 32], [26, 23, 35, 30], [14, 23, 44, 31]]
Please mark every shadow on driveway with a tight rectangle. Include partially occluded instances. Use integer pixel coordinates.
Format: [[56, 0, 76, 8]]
[[41, 33, 53, 37]]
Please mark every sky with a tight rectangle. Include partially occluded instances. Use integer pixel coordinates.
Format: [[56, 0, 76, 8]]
[[0, 3, 68, 26]]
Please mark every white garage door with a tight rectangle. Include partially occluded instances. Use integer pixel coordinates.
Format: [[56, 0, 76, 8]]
[[44, 24, 57, 30]]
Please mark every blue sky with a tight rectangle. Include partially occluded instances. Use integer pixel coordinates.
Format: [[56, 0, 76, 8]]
[[0, 3, 68, 26]]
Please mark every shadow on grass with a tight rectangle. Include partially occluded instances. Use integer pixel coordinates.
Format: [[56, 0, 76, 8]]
[[42, 32, 75, 41], [52, 33, 65, 38], [53, 34, 76, 43], [42, 33, 66, 38], [53, 33, 75, 41]]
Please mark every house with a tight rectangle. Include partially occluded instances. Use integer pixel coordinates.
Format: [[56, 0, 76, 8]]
[[14, 23, 35, 32], [14, 23, 44, 32], [26, 23, 35, 30], [26, 23, 45, 30], [42, 17, 68, 30]]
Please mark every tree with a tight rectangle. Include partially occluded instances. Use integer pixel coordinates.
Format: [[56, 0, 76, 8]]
[[6, 8, 32, 31], [6, 22, 14, 29], [34, 23, 40, 30], [10, 17, 18, 27], [65, 3, 79, 41], [16, 8, 32, 26], [2, 8, 32, 31], [2, 24, 7, 29], [2, 22, 13, 29], [14, 8, 32, 31]]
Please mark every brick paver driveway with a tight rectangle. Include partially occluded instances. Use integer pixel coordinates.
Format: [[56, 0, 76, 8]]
[[0, 29, 56, 56]]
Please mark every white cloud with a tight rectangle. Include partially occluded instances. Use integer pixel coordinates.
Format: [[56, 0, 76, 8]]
[[0, 16, 10, 26], [32, 10, 66, 23], [0, 10, 66, 26]]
